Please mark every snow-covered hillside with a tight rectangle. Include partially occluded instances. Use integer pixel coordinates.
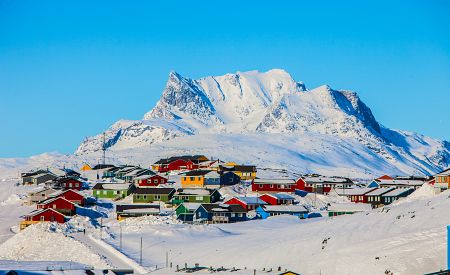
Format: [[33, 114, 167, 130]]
[[73, 69, 449, 177]]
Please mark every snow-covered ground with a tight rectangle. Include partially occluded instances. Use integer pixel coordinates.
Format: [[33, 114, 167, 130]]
[[98, 185, 449, 275]]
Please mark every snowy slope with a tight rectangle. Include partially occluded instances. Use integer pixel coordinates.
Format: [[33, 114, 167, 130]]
[[73, 69, 449, 176]]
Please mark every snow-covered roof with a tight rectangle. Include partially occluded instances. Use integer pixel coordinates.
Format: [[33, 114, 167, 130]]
[[381, 188, 414, 197], [435, 169, 450, 176], [365, 187, 395, 196], [303, 176, 352, 184], [94, 183, 131, 190], [233, 196, 267, 205], [177, 188, 214, 195], [336, 187, 376, 196], [376, 179, 425, 186], [122, 208, 160, 214], [179, 203, 201, 211], [262, 205, 307, 213], [264, 193, 295, 200], [253, 179, 295, 185], [327, 203, 372, 212]]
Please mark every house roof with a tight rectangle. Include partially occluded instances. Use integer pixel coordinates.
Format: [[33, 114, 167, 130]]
[[92, 164, 116, 170], [200, 203, 246, 213], [176, 188, 217, 196], [230, 196, 267, 205], [24, 208, 67, 218], [233, 165, 256, 172], [381, 188, 414, 197], [261, 205, 308, 213], [154, 155, 208, 165], [302, 176, 353, 184], [29, 187, 57, 196], [375, 179, 425, 186], [336, 187, 376, 196], [37, 196, 75, 206], [93, 183, 131, 190], [177, 203, 202, 211], [49, 189, 84, 198], [184, 170, 213, 176], [327, 203, 372, 212], [365, 187, 396, 196], [264, 193, 295, 200], [134, 188, 175, 195], [435, 169, 450, 176], [253, 179, 296, 185]]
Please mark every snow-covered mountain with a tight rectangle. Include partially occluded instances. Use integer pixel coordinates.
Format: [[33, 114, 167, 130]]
[[75, 69, 450, 177]]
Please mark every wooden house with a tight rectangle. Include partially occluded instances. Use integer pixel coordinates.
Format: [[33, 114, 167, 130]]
[[220, 171, 241, 186], [115, 166, 140, 180], [365, 187, 395, 208], [381, 188, 414, 205], [327, 203, 372, 217], [296, 176, 354, 195], [224, 196, 267, 211], [203, 171, 221, 188], [336, 187, 376, 203], [181, 170, 212, 188], [252, 178, 299, 193], [259, 193, 295, 205], [57, 177, 84, 190], [219, 165, 256, 180], [36, 197, 76, 215], [172, 188, 221, 205], [194, 203, 247, 223], [123, 168, 154, 183], [92, 183, 134, 199], [175, 203, 201, 222], [27, 188, 57, 204], [133, 188, 176, 203], [256, 205, 308, 219], [152, 155, 209, 172], [20, 208, 67, 230], [102, 166, 121, 178], [49, 189, 85, 205], [80, 164, 93, 171], [134, 174, 168, 187], [368, 177, 426, 190], [116, 204, 161, 220], [434, 168, 450, 190], [22, 171, 57, 185]]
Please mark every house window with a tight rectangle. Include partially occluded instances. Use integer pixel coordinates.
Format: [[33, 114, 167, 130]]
[[155, 195, 161, 200], [231, 213, 235, 217], [195, 196, 203, 201], [53, 204, 56, 209], [143, 195, 147, 199], [50, 216, 55, 222], [190, 177, 194, 181], [103, 190, 107, 195], [154, 179, 158, 183], [40, 216, 45, 221], [259, 184, 263, 188], [270, 184, 274, 188], [69, 183, 72, 188]]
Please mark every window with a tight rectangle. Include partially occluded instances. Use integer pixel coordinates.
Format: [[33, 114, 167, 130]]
[[259, 184, 263, 188], [270, 184, 274, 188], [195, 196, 203, 201], [136, 195, 140, 199], [190, 177, 194, 181], [154, 179, 158, 183], [231, 213, 235, 217], [50, 216, 55, 222], [155, 195, 161, 200], [53, 204, 56, 209], [103, 190, 107, 195], [143, 195, 147, 199], [69, 183, 72, 188], [40, 216, 45, 221]]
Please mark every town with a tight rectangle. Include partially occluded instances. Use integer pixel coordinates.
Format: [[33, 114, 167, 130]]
[[18, 154, 450, 230]]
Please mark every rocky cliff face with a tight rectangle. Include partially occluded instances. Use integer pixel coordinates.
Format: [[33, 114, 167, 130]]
[[75, 69, 449, 176]]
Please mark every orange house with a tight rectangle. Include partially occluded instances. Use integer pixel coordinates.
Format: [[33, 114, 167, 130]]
[[435, 169, 450, 190], [181, 170, 211, 188]]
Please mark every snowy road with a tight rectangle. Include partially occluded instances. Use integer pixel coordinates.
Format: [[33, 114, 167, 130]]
[[68, 232, 148, 274]]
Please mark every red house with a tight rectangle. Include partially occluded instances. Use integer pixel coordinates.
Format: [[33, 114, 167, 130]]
[[153, 155, 209, 172], [20, 208, 67, 230], [225, 196, 267, 211], [251, 179, 300, 193], [339, 188, 376, 203], [296, 176, 354, 195], [134, 174, 168, 187], [37, 197, 76, 215], [59, 178, 83, 190], [51, 189, 85, 205], [259, 193, 295, 205]]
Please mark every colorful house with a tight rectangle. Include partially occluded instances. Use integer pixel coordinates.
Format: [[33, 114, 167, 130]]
[[27, 188, 57, 204], [152, 155, 209, 172], [21, 171, 57, 185], [123, 168, 155, 183], [80, 164, 93, 171], [133, 188, 176, 203], [49, 189, 86, 205], [220, 171, 241, 186], [20, 208, 67, 230], [172, 188, 221, 205], [252, 179, 300, 193], [365, 187, 395, 208], [175, 203, 201, 222], [381, 188, 415, 205], [116, 204, 161, 220], [36, 197, 76, 216], [336, 187, 376, 203], [181, 170, 212, 188], [92, 183, 134, 199], [256, 205, 308, 219], [134, 174, 168, 187], [194, 203, 247, 223], [259, 193, 295, 205], [224, 196, 267, 211], [58, 177, 84, 191], [102, 166, 121, 178], [220, 165, 256, 180], [296, 176, 354, 195], [368, 177, 426, 190], [435, 169, 450, 190], [327, 203, 372, 217]]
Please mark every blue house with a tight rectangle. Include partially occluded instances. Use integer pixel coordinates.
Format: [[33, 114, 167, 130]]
[[256, 205, 308, 219], [194, 203, 247, 223], [220, 171, 241, 186]]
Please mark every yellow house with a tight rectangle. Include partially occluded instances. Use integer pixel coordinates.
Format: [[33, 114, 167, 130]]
[[80, 164, 92, 171], [232, 165, 257, 180], [224, 161, 238, 167], [435, 169, 450, 190], [181, 170, 210, 188]]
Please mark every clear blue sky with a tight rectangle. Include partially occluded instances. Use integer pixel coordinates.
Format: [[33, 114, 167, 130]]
[[1, 0, 449, 157]]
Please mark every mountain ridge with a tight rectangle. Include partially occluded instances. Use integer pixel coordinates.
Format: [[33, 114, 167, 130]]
[[75, 69, 450, 176]]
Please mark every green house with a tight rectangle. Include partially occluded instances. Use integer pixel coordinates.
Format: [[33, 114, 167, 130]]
[[172, 188, 221, 205], [93, 183, 134, 199], [175, 202, 201, 222], [133, 188, 176, 203]]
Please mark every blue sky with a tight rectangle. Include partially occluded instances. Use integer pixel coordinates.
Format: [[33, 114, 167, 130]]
[[0, 0, 449, 157]]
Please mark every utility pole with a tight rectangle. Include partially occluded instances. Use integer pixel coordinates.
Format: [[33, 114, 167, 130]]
[[100, 217, 103, 239], [140, 236, 143, 266], [102, 132, 106, 165], [120, 224, 122, 249]]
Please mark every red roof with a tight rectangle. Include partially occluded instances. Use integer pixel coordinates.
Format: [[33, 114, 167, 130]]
[[377, 175, 393, 180]]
